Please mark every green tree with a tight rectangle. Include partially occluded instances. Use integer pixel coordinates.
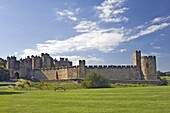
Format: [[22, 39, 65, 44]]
[[157, 70, 166, 76], [82, 71, 110, 88], [0, 67, 10, 81]]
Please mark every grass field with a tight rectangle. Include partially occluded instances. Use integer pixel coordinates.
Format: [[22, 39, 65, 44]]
[[0, 86, 170, 113]]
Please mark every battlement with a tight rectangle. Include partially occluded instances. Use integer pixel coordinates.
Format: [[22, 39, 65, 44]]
[[85, 65, 136, 69], [31, 55, 41, 59], [41, 53, 50, 56], [142, 56, 156, 58], [41, 65, 79, 71], [7, 56, 16, 60], [135, 50, 141, 53]]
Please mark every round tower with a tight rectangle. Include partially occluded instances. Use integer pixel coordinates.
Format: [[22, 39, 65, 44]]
[[141, 56, 157, 80]]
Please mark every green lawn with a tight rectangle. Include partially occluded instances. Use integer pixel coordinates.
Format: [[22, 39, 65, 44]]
[[0, 86, 170, 113]]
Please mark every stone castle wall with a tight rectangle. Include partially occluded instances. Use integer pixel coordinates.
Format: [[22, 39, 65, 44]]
[[5, 50, 158, 81], [33, 66, 79, 81], [85, 65, 140, 80]]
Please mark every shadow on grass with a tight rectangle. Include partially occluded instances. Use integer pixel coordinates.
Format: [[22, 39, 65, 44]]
[[0, 92, 24, 95]]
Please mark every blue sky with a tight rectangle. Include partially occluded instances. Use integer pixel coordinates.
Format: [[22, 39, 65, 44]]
[[0, 0, 170, 71]]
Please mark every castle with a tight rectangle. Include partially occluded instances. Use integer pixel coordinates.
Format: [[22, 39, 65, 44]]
[[5, 50, 157, 81]]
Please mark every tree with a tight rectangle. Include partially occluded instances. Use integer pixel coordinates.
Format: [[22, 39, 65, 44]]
[[82, 71, 110, 88], [0, 67, 10, 81], [157, 70, 166, 76]]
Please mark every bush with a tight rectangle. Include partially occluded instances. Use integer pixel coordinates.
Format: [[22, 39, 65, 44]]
[[82, 71, 110, 88], [160, 78, 168, 86], [14, 79, 32, 90]]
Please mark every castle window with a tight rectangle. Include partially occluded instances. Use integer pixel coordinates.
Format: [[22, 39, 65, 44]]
[[146, 63, 149, 68]]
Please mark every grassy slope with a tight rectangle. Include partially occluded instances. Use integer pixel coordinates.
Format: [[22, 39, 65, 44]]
[[161, 76, 170, 81], [0, 86, 170, 113]]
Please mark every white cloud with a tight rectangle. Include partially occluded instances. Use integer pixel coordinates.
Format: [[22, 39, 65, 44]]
[[20, 15, 170, 60], [20, 49, 39, 58], [139, 23, 170, 36], [52, 55, 104, 65], [150, 52, 160, 57], [151, 16, 170, 24], [95, 0, 128, 23], [160, 33, 164, 36], [151, 17, 163, 24], [13, 52, 18, 55], [19, 1, 170, 65], [20, 28, 126, 58], [154, 46, 161, 49], [55, 8, 80, 21], [119, 49, 127, 53], [127, 23, 170, 41], [73, 21, 99, 33]]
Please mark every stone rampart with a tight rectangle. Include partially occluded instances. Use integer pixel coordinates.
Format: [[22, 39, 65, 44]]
[[85, 65, 140, 80], [33, 66, 79, 81]]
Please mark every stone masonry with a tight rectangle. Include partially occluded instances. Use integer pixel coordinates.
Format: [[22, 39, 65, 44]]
[[4, 50, 157, 81]]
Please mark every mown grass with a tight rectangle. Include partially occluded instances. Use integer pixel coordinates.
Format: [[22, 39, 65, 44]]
[[0, 86, 170, 113]]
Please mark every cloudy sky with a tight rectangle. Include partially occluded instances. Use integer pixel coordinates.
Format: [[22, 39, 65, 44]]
[[0, 0, 170, 71]]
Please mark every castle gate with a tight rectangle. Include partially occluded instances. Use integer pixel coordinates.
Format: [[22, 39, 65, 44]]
[[14, 72, 20, 79]]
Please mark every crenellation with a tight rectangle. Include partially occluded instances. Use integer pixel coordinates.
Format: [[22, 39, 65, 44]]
[[5, 50, 157, 81], [104, 65, 107, 68], [99, 65, 102, 68], [86, 65, 139, 69]]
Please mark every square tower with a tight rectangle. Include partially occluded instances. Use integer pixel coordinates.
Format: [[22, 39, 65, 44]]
[[133, 50, 144, 79]]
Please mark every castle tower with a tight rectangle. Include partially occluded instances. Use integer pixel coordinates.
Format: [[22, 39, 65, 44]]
[[141, 56, 157, 80], [133, 50, 144, 79], [41, 53, 53, 68], [7, 56, 19, 79], [19, 56, 32, 79], [7, 56, 16, 69], [79, 60, 86, 78], [31, 56, 42, 69]]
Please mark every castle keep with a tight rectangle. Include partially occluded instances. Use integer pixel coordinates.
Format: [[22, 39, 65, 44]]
[[6, 50, 157, 81]]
